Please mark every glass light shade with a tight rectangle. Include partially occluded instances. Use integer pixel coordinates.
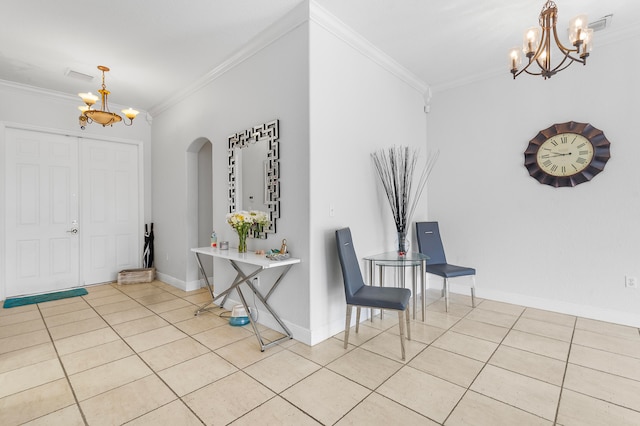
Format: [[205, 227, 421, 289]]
[[509, 48, 522, 71], [523, 27, 540, 55], [121, 108, 139, 120], [79, 92, 98, 106], [569, 14, 588, 45], [580, 28, 594, 57]]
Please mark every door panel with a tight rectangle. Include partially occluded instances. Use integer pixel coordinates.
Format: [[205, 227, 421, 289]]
[[5, 129, 79, 296], [81, 139, 139, 285]]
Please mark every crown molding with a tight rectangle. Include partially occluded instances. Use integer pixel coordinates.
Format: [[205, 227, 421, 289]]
[[148, 1, 310, 117], [309, 1, 429, 96]]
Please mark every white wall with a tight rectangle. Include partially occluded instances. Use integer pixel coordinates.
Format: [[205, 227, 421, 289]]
[[308, 13, 429, 343], [427, 35, 640, 327], [150, 17, 311, 335]]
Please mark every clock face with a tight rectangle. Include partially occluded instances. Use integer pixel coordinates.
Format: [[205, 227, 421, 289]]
[[524, 121, 610, 188], [536, 133, 594, 177]]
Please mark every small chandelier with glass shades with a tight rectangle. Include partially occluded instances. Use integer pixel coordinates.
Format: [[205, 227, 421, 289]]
[[78, 65, 139, 129], [509, 0, 593, 79]]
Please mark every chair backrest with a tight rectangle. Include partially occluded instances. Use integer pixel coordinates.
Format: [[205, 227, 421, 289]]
[[416, 221, 447, 265], [335, 227, 366, 303]]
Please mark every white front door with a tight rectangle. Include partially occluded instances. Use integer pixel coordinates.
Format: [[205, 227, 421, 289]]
[[4, 128, 80, 296], [81, 138, 139, 284]]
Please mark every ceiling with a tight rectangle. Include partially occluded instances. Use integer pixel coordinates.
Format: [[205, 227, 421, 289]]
[[1, 1, 637, 114]]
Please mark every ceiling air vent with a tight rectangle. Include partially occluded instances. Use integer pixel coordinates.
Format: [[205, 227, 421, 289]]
[[64, 68, 95, 82], [589, 14, 613, 32]]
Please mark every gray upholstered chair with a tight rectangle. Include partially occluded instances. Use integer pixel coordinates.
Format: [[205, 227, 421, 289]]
[[335, 227, 411, 360], [416, 221, 476, 312]]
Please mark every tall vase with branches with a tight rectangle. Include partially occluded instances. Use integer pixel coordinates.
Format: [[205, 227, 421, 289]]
[[372, 146, 439, 255]]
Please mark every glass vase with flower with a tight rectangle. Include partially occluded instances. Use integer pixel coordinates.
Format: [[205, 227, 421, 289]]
[[226, 210, 270, 253]]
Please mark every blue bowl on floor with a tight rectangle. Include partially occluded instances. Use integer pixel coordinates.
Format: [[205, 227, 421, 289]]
[[229, 316, 250, 326]]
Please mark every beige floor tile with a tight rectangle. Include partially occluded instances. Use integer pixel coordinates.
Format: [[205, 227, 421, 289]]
[[0, 308, 41, 326], [0, 329, 51, 355], [121, 286, 166, 300], [377, 366, 465, 423], [48, 316, 108, 340], [0, 378, 76, 425], [184, 371, 275, 426], [54, 327, 120, 356], [125, 400, 203, 425], [360, 330, 426, 362], [514, 317, 574, 342], [289, 338, 356, 365], [465, 308, 519, 328], [0, 342, 57, 374], [69, 355, 153, 401], [327, 347, 402, 389], [521, 307, 576, 327], [80, 375, 176, 426], [146, 297, 194, 314], [333, 322, 383, 346], [489, 344, 566, 386], [563, 363, 640, 411], [502, 329, 570, 360], [281, 368, 370, 425], [39, 300, 91, 317], [0, 304, 38, 318], [422, 309, 464, 329], [432, 331, 498, 362], [230, 395, 319, 425], [0, 318, 45, 339], [470, 364, 561, 420], [556, 389, 640, 426], [575, 317, 640, 340], [476, 300, 525, 316], [192, 323, 254, 351], [22, 404, 84, 426], [101, 306, 154, 325], [0, 357, 65, 399], [446, 390, 552, 426], [174, 313, 228, 335], [124, 325, 187, 352], [393, 320, 445, 344], [139, 336, 210, 371], [215, 335, 285, 369], [83, 285, 122, 299], [572, 329, 640, 359], [42, 307, 98, 328], [337, 391, 437, 425], [245, 349, 321, 393], [159, 352, 237, 396], [570, 344, 640, 382], [60, 339, 134, 375], [450, 318, 509, 343], [85, 292, 132, 307], [159, 305, 205, 323], [136, 292, 177, 306], [409, 345, 484, 387], [94, 299, 144, 316], [426, 299, 474, 317], [183, 291, 213, 304], [112, 314, 170, 338], [362, 311, 403, 331]]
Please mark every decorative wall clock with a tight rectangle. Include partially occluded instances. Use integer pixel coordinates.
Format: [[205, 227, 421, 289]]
[[524, 121, 611, 187]]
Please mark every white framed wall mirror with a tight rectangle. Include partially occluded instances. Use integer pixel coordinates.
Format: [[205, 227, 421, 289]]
[[228, 119, 280, 239]]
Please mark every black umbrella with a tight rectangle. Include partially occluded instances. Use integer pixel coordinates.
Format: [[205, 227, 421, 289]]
[[143, 223, 154, 268]]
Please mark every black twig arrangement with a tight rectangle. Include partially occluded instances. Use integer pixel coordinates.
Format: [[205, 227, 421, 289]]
[[371, 146, 439, 234]]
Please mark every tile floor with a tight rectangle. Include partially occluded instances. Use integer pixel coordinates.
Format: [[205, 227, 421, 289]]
[[1, 281, 639, 425]]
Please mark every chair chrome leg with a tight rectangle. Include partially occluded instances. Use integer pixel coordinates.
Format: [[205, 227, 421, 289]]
[[397, 310, 406, 360], [471, 276, 476, 308], [344, 305, 352, 349], [444, 278, 450, 312], [405, 307, 411, 341], [355, 307, 361, 333]]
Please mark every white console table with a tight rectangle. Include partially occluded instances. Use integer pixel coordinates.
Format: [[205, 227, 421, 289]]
[[191, 246, 300, 351]]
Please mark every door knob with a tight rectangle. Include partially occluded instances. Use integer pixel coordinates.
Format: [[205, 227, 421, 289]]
[[66, 228, 78, 234]]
